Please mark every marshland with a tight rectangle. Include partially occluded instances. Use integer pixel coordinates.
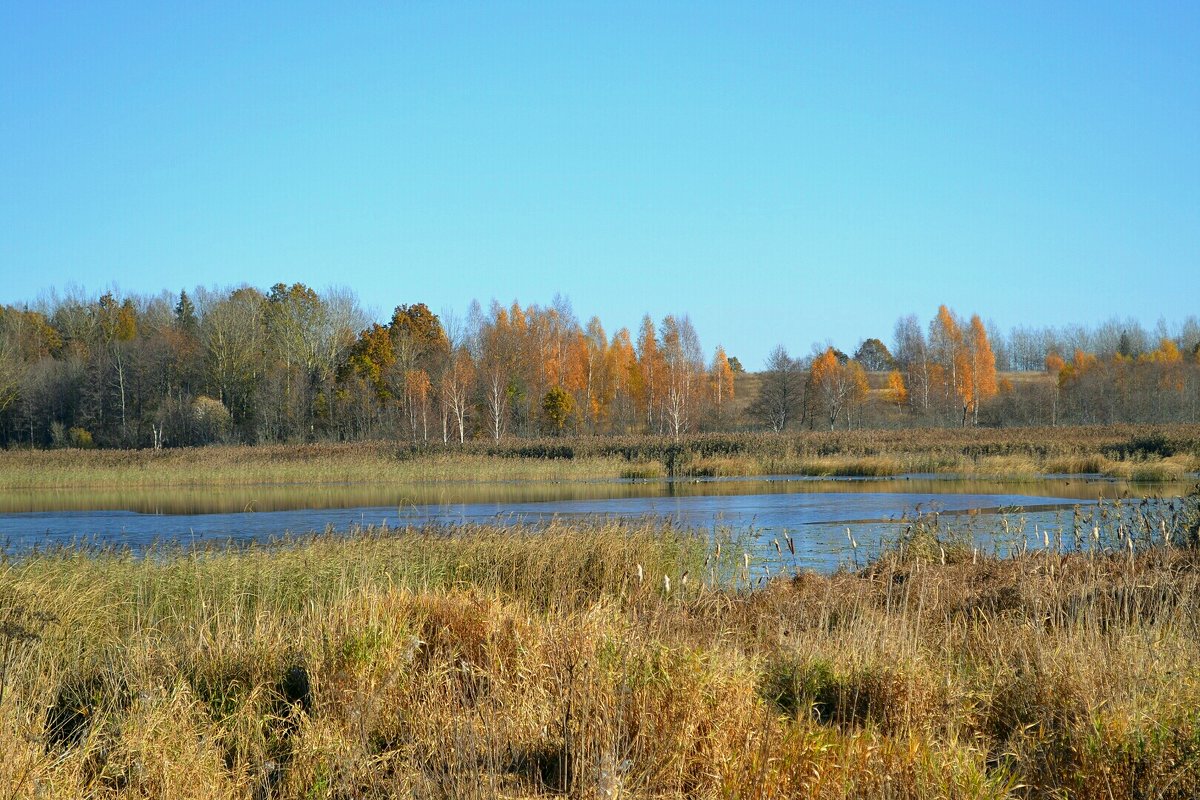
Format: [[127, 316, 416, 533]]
[[2, 498, 1199, 799], [2, 426, 1200, 797], [4, 425, 1198, 559], [4, 425, 1199, 490], [6, 2, 1200, 795], [3, 322, 1200, 795]]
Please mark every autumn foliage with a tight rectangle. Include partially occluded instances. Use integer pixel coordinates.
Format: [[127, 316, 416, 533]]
[[2, 288, 1199, 446]]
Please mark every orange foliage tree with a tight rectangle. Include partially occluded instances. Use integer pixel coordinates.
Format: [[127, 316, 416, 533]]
[[403, 369, 432, 441], [929, 306, 998, 426], [886, 369, 908, 409], [606, 328, 639, 433], [966, 315, 997, 424], [578, 317, 612, 432], [929, 305, 967, 421], [809, 348, 869, 429]]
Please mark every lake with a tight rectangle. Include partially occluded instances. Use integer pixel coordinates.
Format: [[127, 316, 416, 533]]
[[1, 475, 1182, 571]]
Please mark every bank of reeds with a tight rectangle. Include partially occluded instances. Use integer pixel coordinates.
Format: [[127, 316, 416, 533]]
[[3, 425, 1198, 489], [0, 445, 637, 490], [2, 503, 1200, 798]]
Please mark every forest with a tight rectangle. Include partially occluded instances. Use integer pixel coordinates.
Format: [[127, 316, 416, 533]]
[[0, 283, 1198, 449]]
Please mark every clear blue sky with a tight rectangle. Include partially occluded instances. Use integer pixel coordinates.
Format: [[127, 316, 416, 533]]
[[2, 2, 1197, 368]]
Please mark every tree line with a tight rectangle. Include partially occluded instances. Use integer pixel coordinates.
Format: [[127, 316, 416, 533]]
[[755, 306, 1200, 431], [0, 285, 736, 447], [0, 286, 1197, 448]]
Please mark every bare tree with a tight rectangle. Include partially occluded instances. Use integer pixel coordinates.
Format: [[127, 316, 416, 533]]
[[748, 345, 802, 432], [660, 314, 704, 437], [893, 314, 929, 413], [439, 347, 474, 444]]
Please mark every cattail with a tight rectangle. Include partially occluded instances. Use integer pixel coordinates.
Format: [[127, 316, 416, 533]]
[[785, 534, 795, 555], [846, 528, 858, 548], [773, 538, 781, 557]]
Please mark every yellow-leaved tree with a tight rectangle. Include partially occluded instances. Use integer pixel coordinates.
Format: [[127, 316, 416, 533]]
[[403, 369, 432, 442], [607, 328, 639, 434], [967, 315, 997, 424], [710, 346, 735, 417], [930, 305, 968, 422], [886, 369, 908, 410], [1142, 338, 1185, 392], [809, 348, 869, 430], [579, 317, 612, 432]]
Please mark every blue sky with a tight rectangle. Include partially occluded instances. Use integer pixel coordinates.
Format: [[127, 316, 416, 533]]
[[2, 2, 1197, 368]]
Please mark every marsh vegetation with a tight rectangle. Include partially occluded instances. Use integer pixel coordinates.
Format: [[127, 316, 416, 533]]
[[2, 425, 1197, 490], [1, 497, 1198, 798]]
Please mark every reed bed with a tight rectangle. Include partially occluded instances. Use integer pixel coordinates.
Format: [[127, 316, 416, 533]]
[[3, 425, 1198, 489], [2, 502, 1199, 799], [0, 446, 636, 490]]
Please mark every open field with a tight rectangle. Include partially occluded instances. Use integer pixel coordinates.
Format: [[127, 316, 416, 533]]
[[2, 503, 1199, 799], [2, 424, 1199, 489]]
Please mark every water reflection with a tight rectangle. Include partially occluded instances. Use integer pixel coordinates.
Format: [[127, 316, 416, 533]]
[[0, 476, 1189, 572]]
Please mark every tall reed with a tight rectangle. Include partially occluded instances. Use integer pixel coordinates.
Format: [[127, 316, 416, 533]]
[[1, 509, 1198, 798]]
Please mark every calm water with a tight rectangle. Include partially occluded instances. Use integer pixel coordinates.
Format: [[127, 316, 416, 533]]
[[1, 476, 1182, 571]]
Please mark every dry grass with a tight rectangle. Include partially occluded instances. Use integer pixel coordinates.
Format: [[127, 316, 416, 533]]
[[0, 444, 637, 490], [2, 425, 1199, 489], [2, 501, 1199, 799]]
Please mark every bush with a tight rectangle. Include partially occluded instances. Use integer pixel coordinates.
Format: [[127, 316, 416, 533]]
[[1103, 433, 1176, 461], [192, 396, 232, 445], [67, 427, 95, 449], [761, 655, 924, 733]]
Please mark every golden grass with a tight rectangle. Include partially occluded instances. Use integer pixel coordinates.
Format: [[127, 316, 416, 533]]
[[2, 424, 1198, 489], [0, 444, 636, 490], [1101, 455, 1199, 482], [2, 507, 1199, 798]]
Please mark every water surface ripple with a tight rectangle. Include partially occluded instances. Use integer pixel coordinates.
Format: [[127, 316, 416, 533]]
[[2, 475, 1171, 571]]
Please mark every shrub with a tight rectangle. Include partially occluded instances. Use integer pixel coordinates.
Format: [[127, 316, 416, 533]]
[[192, 396, 232, 445], [67, 427, 95, 449]]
